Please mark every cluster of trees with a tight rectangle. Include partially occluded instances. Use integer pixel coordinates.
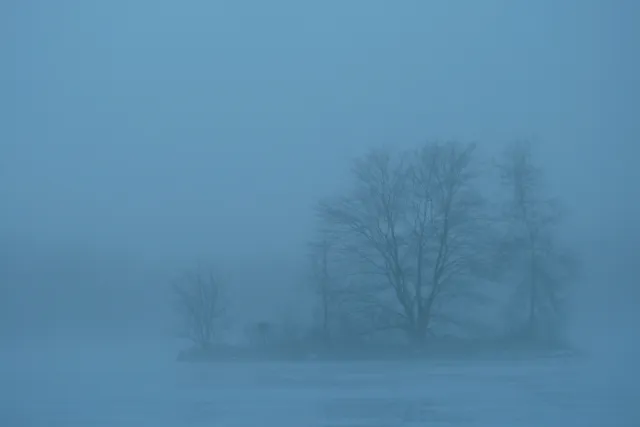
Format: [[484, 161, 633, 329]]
[[173, 140, 577, 353]]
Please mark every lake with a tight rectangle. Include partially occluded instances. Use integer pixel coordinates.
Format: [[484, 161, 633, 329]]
[[1, 338, 635, 426]]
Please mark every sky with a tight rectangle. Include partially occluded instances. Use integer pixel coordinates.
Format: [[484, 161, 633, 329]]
[[1, 1, 638, 332]]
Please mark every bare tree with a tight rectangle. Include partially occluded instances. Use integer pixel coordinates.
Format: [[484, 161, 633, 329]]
[[309, 238, 334, 344], [497, 140, 574, 341], [172, 265, 225, 350], [308, 237, 368, 346], [317, 142, 491, 344]]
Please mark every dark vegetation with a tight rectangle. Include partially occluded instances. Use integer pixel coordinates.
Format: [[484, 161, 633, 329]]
[[174, 140, 577, 361]]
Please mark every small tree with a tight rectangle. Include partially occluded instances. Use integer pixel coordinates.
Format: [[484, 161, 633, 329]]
[[308, 238, 336, 345], [497, 140, 575, 342], [172, 265, 225, 350]]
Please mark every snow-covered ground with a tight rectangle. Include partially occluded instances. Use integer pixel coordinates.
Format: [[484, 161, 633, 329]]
[[1, 338, 636, 427]]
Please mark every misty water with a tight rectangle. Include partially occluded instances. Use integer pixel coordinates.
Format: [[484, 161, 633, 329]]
[[1, 338, 635, 426]]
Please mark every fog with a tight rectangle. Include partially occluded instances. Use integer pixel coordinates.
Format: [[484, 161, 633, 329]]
[[1, 1, 638, 426]]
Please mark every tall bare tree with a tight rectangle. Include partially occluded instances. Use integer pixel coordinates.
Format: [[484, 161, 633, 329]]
[[498, 140, 573, 341], [317, 142, 491, 343], [309, 238, 334, 344], [172, 265, 225, 350]]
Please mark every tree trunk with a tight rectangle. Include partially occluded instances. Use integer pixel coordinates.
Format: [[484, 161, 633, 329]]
[[322, 293, 331, 345], [320, 241, 331, 346], [528, 249, 537, 338], [407, 311, 429, 346]]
